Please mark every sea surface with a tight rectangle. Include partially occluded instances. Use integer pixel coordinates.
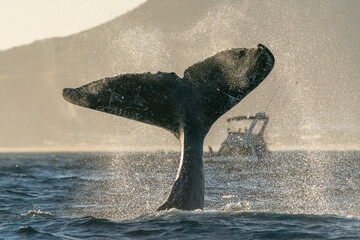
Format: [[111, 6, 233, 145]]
[[0, 151, 360, 239]]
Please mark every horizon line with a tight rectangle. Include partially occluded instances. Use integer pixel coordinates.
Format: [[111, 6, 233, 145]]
[[0, 145, 359, 154]]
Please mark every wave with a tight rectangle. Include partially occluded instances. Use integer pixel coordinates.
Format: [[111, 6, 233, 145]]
[[0, 209, 17, 221], [70, 217, 118, 227], [4, 211, 360, 239], [20, 209, 54, 218], [17, 226, 39, 234], [64, 211, 360, 239], [135, 208, 360, 224], [4, 189, 38, 198], [17, 226, 64, 239]]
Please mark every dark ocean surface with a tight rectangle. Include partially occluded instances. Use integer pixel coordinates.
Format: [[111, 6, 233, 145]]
[[1, 151, 359, 239]]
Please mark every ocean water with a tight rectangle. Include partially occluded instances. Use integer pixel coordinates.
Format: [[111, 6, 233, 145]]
[[1, 151, 360, 239]]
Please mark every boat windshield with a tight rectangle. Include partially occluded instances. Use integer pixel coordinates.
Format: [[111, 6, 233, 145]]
[[227, 119, 266, 135]]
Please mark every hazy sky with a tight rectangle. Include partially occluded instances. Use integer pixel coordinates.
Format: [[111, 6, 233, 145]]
[[0, 0, 146, 50]]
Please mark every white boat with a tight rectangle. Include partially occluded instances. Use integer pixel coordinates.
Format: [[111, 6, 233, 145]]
[[204, 112, 271, 163]]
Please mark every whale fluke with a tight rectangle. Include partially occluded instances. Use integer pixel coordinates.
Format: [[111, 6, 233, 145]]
[[62, 44, 275, 211]]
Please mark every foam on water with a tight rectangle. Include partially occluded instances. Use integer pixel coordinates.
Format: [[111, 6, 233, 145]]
[[20, 209, 53, 218]]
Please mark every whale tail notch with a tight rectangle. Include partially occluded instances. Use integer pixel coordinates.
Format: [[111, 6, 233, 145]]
[[62, 44, 275, 211]]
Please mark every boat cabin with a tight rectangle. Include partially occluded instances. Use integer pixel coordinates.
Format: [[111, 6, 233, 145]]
[[216, 112, 269, 159]]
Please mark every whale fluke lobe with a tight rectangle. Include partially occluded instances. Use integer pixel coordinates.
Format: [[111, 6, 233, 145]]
[[62, 44, 275, 211]]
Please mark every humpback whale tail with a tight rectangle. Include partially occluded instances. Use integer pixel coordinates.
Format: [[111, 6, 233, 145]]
[[63, 44, 275, 211]]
